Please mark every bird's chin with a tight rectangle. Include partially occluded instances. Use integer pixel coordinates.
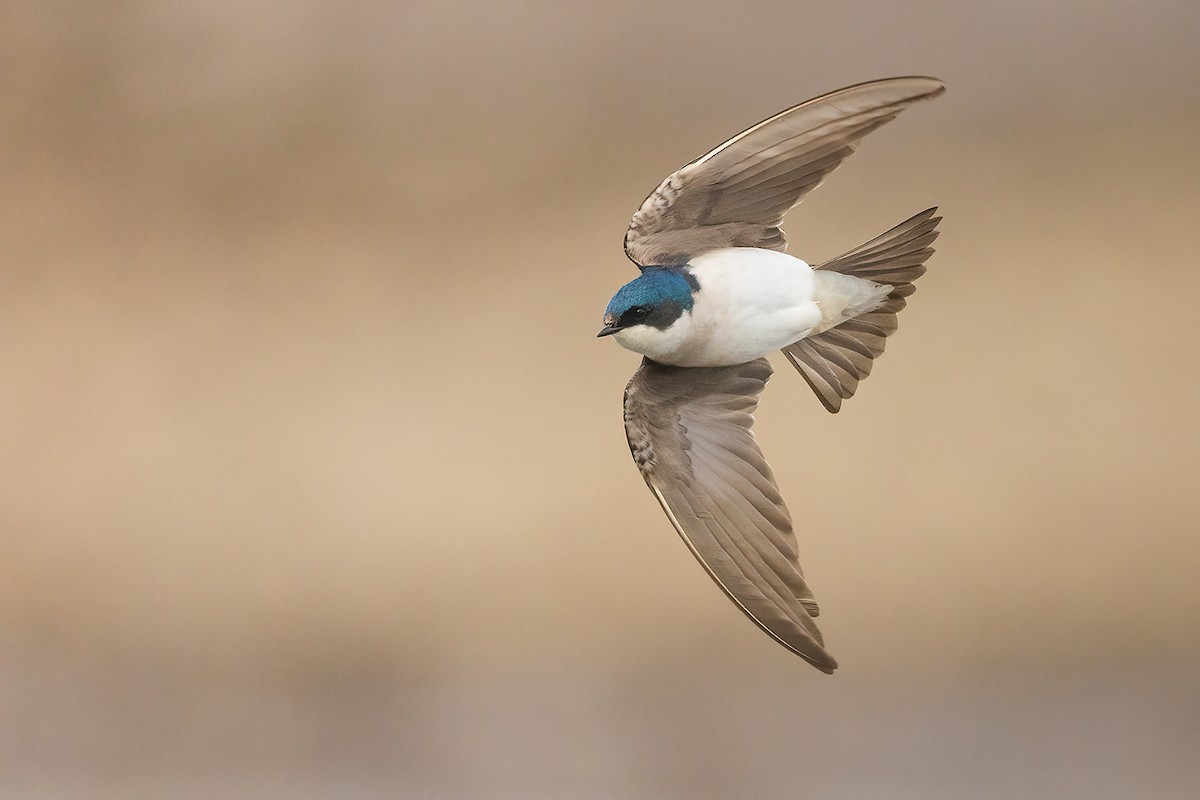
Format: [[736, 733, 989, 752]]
[[609, 321, 696, 367], [612, 325, 674, 362], [610, 328, 639, 351]]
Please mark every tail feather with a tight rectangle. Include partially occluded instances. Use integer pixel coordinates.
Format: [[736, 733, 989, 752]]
[[783, 208, 940, 412], [817, 207, 939, 290]]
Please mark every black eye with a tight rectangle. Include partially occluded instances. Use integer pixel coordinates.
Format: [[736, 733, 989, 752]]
[[619, 306, 651, 327]]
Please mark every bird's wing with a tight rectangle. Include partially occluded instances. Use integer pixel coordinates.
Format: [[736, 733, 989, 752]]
[[623, 357, 837, 672], [623, 76, 945, 267]]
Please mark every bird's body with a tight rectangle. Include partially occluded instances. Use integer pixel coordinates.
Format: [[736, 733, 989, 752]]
[[612, 247, 893, 367], [598, 76, 945, 673]]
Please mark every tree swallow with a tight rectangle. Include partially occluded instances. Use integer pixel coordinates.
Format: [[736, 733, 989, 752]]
[[599, 77, 945, 673]]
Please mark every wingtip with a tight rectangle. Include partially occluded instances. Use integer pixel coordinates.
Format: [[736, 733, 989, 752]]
[[842, 75, 945, 100], [903, 75, 947, 97], [806, 652, 839, 674], [889, 75, 946, 103]]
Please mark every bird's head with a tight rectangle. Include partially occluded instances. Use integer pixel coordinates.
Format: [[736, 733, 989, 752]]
[[597, 267, 697, 342]]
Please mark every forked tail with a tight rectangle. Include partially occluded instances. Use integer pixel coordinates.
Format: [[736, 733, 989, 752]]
[[783, 208, 941, 412]]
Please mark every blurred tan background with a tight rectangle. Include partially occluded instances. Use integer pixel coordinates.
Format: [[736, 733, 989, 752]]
[[3, 1, 1199, 797]]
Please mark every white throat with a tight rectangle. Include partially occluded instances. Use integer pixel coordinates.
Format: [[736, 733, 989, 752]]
[[612, 312, 696, 362]]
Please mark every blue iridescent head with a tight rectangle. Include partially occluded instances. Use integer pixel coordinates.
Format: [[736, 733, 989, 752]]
[[598, 267, 698, 337]]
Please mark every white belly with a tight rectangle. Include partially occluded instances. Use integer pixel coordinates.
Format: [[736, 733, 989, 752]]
[[612, 248, 822, 367]]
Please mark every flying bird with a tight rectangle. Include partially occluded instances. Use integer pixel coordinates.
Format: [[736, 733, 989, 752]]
[[598, 77, 944, 673]]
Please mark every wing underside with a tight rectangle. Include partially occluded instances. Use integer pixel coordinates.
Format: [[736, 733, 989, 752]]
[[623, 358, 837, 673]]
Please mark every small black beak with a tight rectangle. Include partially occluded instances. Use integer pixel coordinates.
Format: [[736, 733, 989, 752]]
[[597, 313, 620, 338]]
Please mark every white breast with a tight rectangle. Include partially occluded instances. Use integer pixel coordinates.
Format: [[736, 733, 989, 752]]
[[613, 248, 823, 367]]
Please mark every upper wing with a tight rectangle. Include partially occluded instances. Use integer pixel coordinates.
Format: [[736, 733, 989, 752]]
[[623, 357, 837, 672], [624, 76, 945, 266]]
